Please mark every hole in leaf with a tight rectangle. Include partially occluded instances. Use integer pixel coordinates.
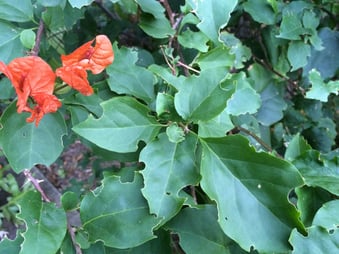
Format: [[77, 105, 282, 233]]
[[166, 192, 171, 195]]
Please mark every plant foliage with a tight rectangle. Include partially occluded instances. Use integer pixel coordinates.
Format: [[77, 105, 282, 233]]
[[0, 0, 338, 253]]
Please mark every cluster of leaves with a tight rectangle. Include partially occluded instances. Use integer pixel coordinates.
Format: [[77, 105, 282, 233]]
[[0, 0, 338, 253]]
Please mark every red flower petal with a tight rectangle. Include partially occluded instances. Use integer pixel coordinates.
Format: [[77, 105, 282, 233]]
[[0, 56, 61, 126], [55, 66, 93, 96], [56, 35, 113, 95], [27, 93, 62, 126]]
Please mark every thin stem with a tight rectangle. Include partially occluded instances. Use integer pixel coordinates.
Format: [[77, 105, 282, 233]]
[[159, 0, 175, 26], [53, 83, 69, 93], [177, 61, 200, 74], [95, 0, 121, 20], [252, 55, 305, 95], [68, 224, 82, 254], [30, 19, 44, 56], [160, 46, 177, 75], [160, 0, 190, 76], [236, 126, 283, 158], [24, 169, 50, 202]]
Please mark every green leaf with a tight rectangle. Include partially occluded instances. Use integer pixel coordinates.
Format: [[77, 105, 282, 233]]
[[195, 45, 234, 70], [107, 43, 155, 103], [64, 93, 103, 118], [140, 133, 199, 225], [104, 230, 172, 253], [288, 41, 311, 71], [303, 28, 339, 80], [0, 102, 67, 173], [178, 29, 209, 52], [68, 0, 93, 8], [199, 135, 304, 253], [165, 205, 246, 254], [17, 191, 67, 254], [0, 78, 15, 100], [42, 4, 84, 32], [225, 73, 261, 116], [296, 186, 333, 227], [136, 0, 174, 39], [0, 0, 33, 22], [302, 118, 336, 153], [302, 9, 323, 50], [73, 96, 162, 153], [20, 29, 36, 49], [198, 108, 234, 138], [0, 234, 23, 253], [61, 191, 79, 211], [219, 32, 252, 69], [0, 21, 25, 63], [80, 173, 161, 248], [293, 150, 339, 196], [243, 0, 276, 25], [277, 12, 304, 40], [289, 227, 339, 254], [313, 200, 339, 231], [173, 68, 229, 122], [256, 84, 287, 126], [195, 0, 238, 43], [306, 69, 339, 102], [155, 93, 181, 121], [285, 133, 312, 161], [166, 123, 185, 143], [37, 0, 66, 7]]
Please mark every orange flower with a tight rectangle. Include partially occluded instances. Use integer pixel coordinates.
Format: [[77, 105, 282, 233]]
[[56, 35, 114, 96], [0, 56, 61, 126]]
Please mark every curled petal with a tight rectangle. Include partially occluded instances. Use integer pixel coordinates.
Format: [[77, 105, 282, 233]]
[[87, 35, 114, 74], [56, 66, 93, 96], [61, 35, 114, 74], [57, 35, 113, 95], [60, 40, 94, 67], [0, 56, 58, 126], [27, 93, 62, 126]]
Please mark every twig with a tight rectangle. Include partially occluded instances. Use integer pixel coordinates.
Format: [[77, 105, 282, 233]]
[[160, 46, 177, 75], [252, 55, 305, 95], [68, 224, 82, 254], [24, 169, 50, 202], [30, 19, 44, 56], [177, 61, 200, 74], [94, 0, 121, 20], [159, 0, 175, 25], [160, 0, 190, 76], [236, 126, 283, 158], [190, 186, 197, 204]]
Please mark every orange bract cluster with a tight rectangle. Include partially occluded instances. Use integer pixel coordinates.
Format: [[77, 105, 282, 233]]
[[0, 35, 113, 126]]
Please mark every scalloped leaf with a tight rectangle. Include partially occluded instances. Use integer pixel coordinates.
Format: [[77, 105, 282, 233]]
[[80, 173, 162, 249], [290, 227, 339, 254], [165, 205, 247, 254], [73, 96, 162, 153], [173, 68, 229, 122], [306, 69, 339, 102], [195, 0, 238, 43], [293, 150, 339, 196], [107, 43, 155, 103], [200, 135, 305, 253], [140, 133, 199, 225], [225, 73, 261, 116], [136, 0, 174, 38], [313, 200, 339, 231]]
